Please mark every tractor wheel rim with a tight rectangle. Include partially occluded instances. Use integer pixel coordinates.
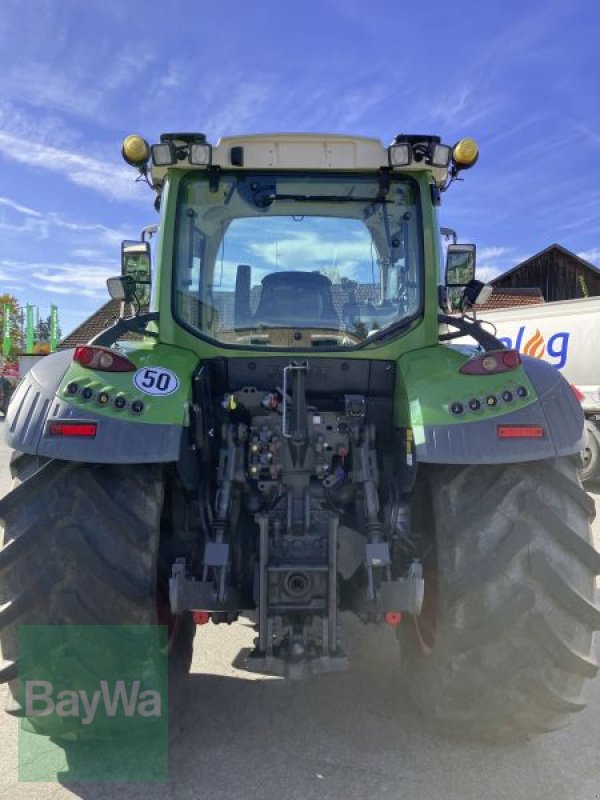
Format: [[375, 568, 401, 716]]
[[582, 446, 592, 467]]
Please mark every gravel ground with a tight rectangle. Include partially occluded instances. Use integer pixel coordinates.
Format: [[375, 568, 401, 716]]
[[0, 418, 599, 800]]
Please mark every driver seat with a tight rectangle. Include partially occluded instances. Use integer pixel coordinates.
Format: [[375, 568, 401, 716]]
[[253, 271, 339, 328]]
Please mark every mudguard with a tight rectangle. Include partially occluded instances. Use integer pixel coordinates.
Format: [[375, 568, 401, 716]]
[[3, 346, 196, 464], [399, 347, 585, 464]]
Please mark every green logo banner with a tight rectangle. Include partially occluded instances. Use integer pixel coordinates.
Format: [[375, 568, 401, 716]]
[[49, 304, 59, 352], [18, 625, 168, 783], [26, 305, 34, 354], [2, 304, 11, 357]]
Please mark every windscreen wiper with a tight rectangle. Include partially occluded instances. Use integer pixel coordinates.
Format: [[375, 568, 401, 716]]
[[272, 193, 390, 203]]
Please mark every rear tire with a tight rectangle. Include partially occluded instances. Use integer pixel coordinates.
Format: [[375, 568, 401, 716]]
[[0, 458, 195, 735], [399, 457, 599, 740]]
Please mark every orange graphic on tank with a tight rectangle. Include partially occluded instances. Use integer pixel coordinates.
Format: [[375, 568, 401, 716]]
[[523, 329, 545, 359]]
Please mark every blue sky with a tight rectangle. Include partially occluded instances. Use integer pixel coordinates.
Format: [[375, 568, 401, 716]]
[[0, 0, 598, 336]]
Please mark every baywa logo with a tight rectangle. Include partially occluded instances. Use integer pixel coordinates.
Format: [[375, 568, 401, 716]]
[[25, 679, 162, 726], [18, 625, 168, 783], [498, 326, 570, 369]]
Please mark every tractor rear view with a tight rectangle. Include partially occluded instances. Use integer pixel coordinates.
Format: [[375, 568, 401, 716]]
[[0, 131, 597, 742]]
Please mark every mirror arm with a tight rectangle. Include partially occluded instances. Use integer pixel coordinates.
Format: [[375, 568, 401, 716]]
[[89, 312, 159, 347], [438, 313, 505, 351]]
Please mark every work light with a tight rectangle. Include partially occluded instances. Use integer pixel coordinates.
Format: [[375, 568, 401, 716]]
[[189, 143, 212, 165], [430, 143, 451, 168], [388, 143, 412, 168], [151, 143, 177, 167]]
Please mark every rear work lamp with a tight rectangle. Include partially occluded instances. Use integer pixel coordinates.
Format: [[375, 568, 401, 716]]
[[151, 143, 177, 167], [189, 143, 212, 165], [430, 143, 451, 167], [388, 143, 412, 168]]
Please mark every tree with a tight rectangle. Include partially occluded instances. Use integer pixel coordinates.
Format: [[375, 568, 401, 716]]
[[35, 317, 51, 344], [35, 315, 61, 347]]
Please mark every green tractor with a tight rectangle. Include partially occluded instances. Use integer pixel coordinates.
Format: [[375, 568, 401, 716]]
[[1, 131, 598, 740]]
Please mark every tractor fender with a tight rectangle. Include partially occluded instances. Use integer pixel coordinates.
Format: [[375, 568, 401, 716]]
[[411, 355, 585, 464], [3, 349, 184, 464]]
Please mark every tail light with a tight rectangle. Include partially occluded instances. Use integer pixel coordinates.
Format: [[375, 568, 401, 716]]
[[497, 425, 545, 439], [459, 349, 521, 375], [47, 421, 97, 437], [73, 346, 135, 372]]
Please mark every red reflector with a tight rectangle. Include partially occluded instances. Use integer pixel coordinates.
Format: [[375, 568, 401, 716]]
[[502, 350, 521, 369], [192, 611, 210, 625], [48, 422, 97, 437], [384, 611, 403, 626], [74, 345, 94, 365], [497, 425, 545, 439]]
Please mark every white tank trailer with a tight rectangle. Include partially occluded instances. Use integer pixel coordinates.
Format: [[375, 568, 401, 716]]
[[476, 296, 600, 481]]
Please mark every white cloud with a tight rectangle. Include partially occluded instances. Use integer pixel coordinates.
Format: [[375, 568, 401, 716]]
[[1, 258, 115, 299], [333, 86, 390, 130], [4, 66, 103, 119], [32, 271, 110, 299], [0, 193, 131, 247], [0, 216, 50, 237], [478, 246, 513, 260], [429, 82, 503, 130], [0, 132, 145, 203], [205, 82, 272, 139], [473, 245, 523, 282], [102, 47, 155, 93], [48, 215, 130, 246], [70, 248, 106, 260], [0, 196, 41, 217], [476, 266, 504, 283], [248, 230, 371, 272], [577, 248, 600, 265]]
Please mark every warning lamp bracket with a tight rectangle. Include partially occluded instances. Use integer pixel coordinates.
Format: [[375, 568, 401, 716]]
[[438, 313, 506, 351], [89, 312, 159, 348]]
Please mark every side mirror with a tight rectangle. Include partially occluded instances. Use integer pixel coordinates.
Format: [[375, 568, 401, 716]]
[[445, 244, 476, 286], [107, 275, 137, 302], [121, 240, 151, 305]]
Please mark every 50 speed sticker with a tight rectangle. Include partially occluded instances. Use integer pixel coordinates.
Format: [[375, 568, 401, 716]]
[[133, 367, 180, 396]]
